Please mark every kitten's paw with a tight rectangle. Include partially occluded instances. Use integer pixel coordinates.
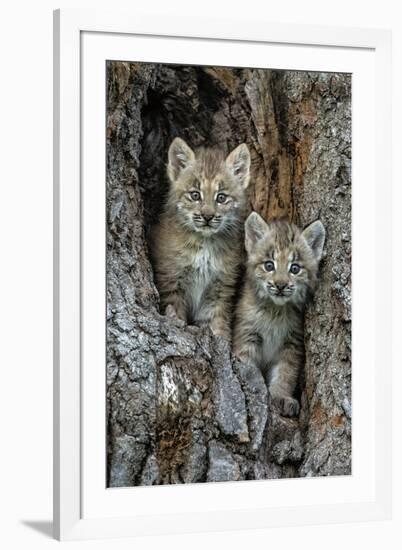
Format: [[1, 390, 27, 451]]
[[165, 304, 178, 318], [165, 304, 186, 321], [211, 326, 231, 341], [210, 319, 231, 341], [270, 393, 300, 417], [164, 304, 186, 326]]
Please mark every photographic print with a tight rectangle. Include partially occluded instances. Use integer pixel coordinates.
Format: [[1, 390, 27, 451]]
[[106, 62, 351, 487]]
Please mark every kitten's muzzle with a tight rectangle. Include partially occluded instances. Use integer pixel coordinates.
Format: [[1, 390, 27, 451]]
[[194, 213, 219, 228], [274, 283, 290, 296], [192, 212, 222, 233], [202, 213, 214, 223], [268, 282, 293, 297], [275, 282, 287, 292]]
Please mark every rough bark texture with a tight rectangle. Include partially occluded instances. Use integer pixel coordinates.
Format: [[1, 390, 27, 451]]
[[106, 62, 351, 486]]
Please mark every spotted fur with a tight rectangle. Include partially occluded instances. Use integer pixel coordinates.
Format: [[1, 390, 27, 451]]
[[151, 137, 250, 340], [233, 212, 325, 416]]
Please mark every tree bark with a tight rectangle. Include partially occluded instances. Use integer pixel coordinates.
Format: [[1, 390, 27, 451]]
[[106, 62, 351, 486]]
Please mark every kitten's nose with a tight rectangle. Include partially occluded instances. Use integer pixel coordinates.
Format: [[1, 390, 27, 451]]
[[202, 212, 214, 222], [276, 282, 287, 291]]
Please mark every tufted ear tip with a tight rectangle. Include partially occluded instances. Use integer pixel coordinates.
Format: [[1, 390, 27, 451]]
[[225, 143, 251, 189], [302, 220, 326, 261], [244, 211, 268, 253], [167, 137, 195, 183]]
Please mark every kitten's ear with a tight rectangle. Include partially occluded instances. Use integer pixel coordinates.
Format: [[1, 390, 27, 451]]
[[302, 220, 326, 261], [167, 137, 195, 183], [245, 211, 268, 254], [225, 143, 251, 189]]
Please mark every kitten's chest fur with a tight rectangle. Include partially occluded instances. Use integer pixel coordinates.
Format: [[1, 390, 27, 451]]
[[253, 301, 302, 368], [191, 246, 220, 278], [184, 243, 222, 309], [259, 309, 292, 364]]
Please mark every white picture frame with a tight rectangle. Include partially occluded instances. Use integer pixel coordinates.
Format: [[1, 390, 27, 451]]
[[53, 8, 392, 541]]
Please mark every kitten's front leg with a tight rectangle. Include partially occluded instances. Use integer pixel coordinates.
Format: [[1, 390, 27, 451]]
[[268, 346, 302, 417], [196, 305, 231, 340], [161, 291, 187, 321], [209, 299, 232, 341], [199, 282, 235, 340], [233, 323, 262, 368], [157, 271, 188, 322]]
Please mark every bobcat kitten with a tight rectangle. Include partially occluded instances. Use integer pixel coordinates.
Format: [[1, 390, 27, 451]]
[[233, 212, 325, 416], [151, 137, 250, 340]]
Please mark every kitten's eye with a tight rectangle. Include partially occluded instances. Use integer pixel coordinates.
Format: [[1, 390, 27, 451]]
[[290, 263, 301, 275], [264, 261, 275, 272], [216, 193, 227, 204], [190, 191, 201, 201]]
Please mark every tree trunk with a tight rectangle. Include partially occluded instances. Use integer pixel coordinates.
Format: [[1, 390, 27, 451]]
[[106, 62, 351, 486]]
